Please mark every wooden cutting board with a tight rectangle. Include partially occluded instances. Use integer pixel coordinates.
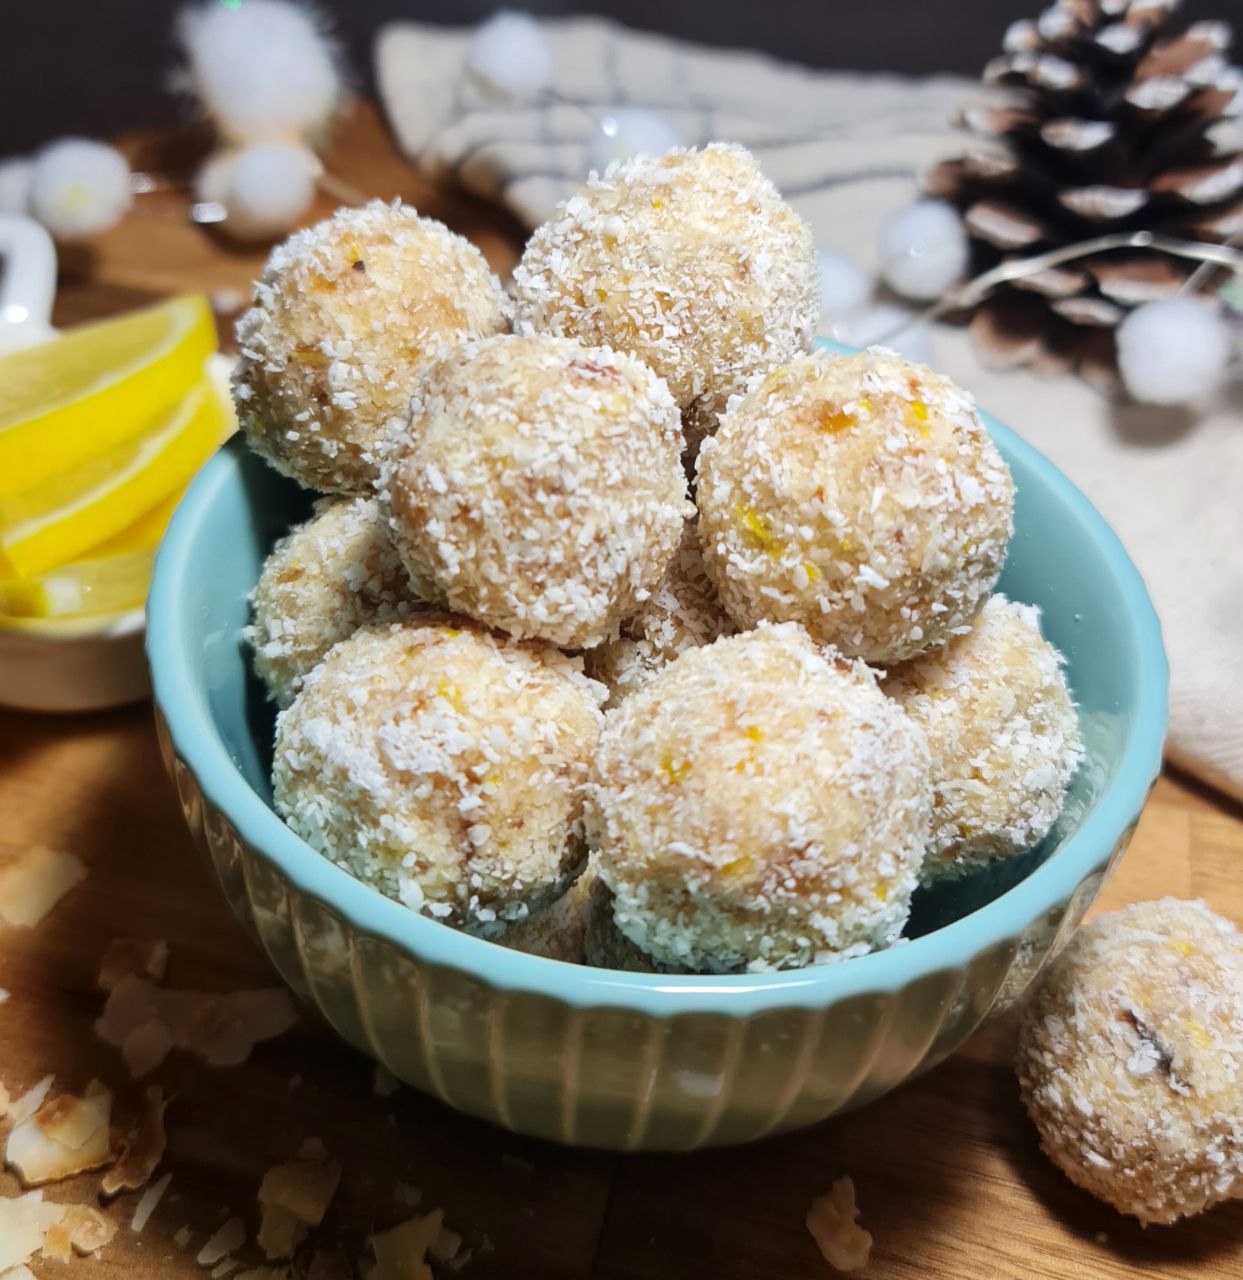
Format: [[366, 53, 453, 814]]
[[2, 103, 1241, 1280]]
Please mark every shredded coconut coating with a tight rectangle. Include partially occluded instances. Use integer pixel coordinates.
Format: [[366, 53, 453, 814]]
[[233, 200, 510, 495], [272, 619, 606, 934], [585, 623, 932, 973], [512, 143, 819, 442], [584, 521, 733, 707], [386, 333, 692, 649], [883, 595, 1083, 882], [1018, 899, 1243, 1225], [696, 348, 1015, 664], [248, 495, 423, 708]]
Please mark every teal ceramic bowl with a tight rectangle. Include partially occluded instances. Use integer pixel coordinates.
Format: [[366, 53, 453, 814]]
[[147, 345, 1167, 1151]]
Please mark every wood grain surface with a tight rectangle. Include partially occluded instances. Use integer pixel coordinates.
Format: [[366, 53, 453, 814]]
[[2, 103, 1241, 1279]]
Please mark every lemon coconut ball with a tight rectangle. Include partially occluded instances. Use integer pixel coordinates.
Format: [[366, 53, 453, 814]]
[[696, 348, 1015, 664], [273, 620, 605, 934], [234, 200, 510, 494], [249, 494, 422, 708], [1018, 898, 1243, 1225], [585, 623, 932, 973], [512, 143, 819, 445], [884, 595, 1083, 882], [584, 521, 733, 707], [386, 333, 692, 649]]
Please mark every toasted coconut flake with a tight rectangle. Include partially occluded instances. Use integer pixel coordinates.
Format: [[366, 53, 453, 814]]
[[0, 1189, 67, 1271], [308, 1250, 352, 1280], [213, 1261, 240, 1279], [101, 1086, 168, 1197], [98, 938, 170, 991], [6, 1087, 113, 1187], [258, 1203, 308, 1261], [198, 1215, 247, 1267], [0, 847, 86, 928], [367, 1209, 444, 1280], [41, 1220, 73, 1263], [96, 977, 297, 1077], [131, 1172, 172, 1234], [10, 1077, 54, 1124], [259, 1157, 341, 1228], [61, 1204, 118, 1255], [807, 1177, 872, 1273]]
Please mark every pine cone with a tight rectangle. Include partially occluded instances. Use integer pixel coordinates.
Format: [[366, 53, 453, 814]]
[[927, 0, 1243, 383]]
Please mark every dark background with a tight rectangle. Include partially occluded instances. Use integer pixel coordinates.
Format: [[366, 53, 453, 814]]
[[2, 0, 1228, 153]]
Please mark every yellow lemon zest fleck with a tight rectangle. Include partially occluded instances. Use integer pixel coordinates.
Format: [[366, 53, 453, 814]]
[[856, 398, 874, 415], [802, 560, 821, 582], [765, 364, 790, 386], [595, 287, 608, 301], [720, 855, 753, 879], [441, 626, 461, 637], [745, 725, 763, 742], [1185, 1019, 1212, 1050], [839, 536, 853, 553], [1172, 940, 1194, 957], [906, 400, 931, 437], [734, 504, 787, 557], [651, 198, 665, 209], [661, 754, 691, 783], [874, 879, 891, 901], [436, 680, 464, 711], [347, 240, 363, 263]]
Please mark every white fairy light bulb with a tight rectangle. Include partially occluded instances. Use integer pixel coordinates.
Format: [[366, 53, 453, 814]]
[[1116, 295, 1234, 405], [0, 158, 33, 214], [195, 144, 320, 241], [467, 10, 553, 99], [816, 248, 873, 323], [878, 198, 969, 301], [27, 139, 132, 240], [587, 108, 682, 175], [176, 0, 341, 146]]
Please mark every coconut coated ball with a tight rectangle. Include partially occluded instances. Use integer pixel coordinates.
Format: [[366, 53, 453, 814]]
[[233, 200, 510, 494], [512, 143, 819, 441], [696, 348, 1015, 664], [883, 595, 1083, 882], [248, 494, 421, 707], [585, 623, 932, 973], [1018, 899, 1243, 1225], [584, 521, 733, 706], [386, 333, 692, 649], [273, 620, 605, 934]]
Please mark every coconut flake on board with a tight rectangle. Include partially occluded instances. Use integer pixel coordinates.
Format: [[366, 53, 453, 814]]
[[0, 846, 87, 928]]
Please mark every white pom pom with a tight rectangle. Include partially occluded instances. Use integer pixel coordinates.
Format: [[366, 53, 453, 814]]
[[195, 144, 319, 241], [816, 248, 872, 322], [467, 10, 552, 98], [177, 0, 341, 145], [0, 158, 33, 214], [28, 139, 131, 240], [878, 198, 968, 301], [832, 302, 935, 367], [587, 108, 682, 175], [1116, 295, 1234, 405]]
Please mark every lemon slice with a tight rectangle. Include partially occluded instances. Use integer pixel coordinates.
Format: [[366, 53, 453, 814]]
[[0, 294, 217, 501], [0, 378, 227, 578]]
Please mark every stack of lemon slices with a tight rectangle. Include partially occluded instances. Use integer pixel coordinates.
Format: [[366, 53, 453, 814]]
[[0, 295, 233, 621]]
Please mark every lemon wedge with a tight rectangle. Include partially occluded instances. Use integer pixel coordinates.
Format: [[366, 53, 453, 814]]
[[0, 293, 217, 501], [0, 377, 228, 578]]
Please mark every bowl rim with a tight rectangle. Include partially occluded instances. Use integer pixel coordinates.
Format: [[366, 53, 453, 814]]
[[147, 378, 1168, 1017]]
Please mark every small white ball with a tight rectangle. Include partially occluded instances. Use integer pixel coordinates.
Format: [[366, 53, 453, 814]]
[[28, 138, 131, 240], [587, 108, 682, 176], [831, 302, 935, 366], [467, 10, 553, 99], [816, 248, 872, 322], [878, 198, 969, 301], [1117, 295, 1234, 405], [0, 157, 33, 214], [177, 0, 340, 145], [209, 144, 319, 241]]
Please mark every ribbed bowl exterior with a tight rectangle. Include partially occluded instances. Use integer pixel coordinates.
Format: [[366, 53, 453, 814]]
[[156, 709, 1132, 1150]]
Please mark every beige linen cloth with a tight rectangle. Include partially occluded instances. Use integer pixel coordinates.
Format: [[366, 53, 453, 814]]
[[377, 17, 1243, 800]]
